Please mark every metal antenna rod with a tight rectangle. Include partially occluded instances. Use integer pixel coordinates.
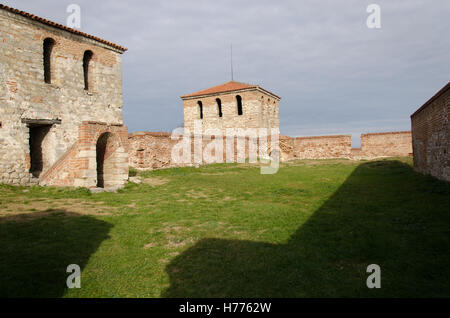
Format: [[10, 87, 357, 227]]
[[230, 44, 234, 81]]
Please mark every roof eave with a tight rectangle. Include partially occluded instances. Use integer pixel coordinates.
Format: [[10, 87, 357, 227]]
[[0, 4, 127, 53], [181, 86, 281, 101]]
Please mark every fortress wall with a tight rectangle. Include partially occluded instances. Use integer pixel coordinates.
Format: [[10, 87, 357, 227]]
[[411, 84, 449, 182], [128, 131, 413, 170], [291, 135, 352, 159], [360, 131, 412, 158]]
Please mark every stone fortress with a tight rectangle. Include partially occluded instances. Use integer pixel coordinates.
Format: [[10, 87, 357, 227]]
[[0, 4, 129, 188], [181, 81, 280, 134], [129, 80, 414, 170], [0, 4, 448, 187]]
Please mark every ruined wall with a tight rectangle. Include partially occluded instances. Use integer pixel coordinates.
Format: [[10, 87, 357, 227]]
[[411, 84, 449, 182], [128, 132, 178, 170], [128, 131, 415, 170], [292, 135, 352, 159], [361, 131, 412, 158], [182, 89, 280, 135], [128, 132, 274, 170], [0, 8, 125, 185]]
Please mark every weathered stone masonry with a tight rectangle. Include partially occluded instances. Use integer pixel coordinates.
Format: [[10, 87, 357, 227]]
[[128, 131, 413, 170], [411, 82, 449, 182], [182, 81, 280, 135], [0, 5, 129, 187]]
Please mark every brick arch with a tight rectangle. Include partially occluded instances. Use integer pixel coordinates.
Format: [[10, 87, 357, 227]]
[[39, 122, 129, 188], [87, 125, 128, 189]]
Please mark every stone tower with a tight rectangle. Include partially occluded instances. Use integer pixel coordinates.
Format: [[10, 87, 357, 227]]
[[0, 4, 129, 188], [181, 81, 280, 134]]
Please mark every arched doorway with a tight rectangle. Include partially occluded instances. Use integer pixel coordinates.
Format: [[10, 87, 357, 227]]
[[96, 132, 113, 188]]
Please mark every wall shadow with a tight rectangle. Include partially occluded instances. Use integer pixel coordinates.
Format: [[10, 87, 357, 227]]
[[163, 160, 450, 297], [0, 210, 112, 297]]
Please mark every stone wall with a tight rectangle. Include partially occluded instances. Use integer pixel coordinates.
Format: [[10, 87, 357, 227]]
[[129, 132, 411, 169], [182, 89, 280, 135], [291, 135, 352, 160], [411, 83, 449, 182], [0, 7, 126, 186], [128, 132, 177, 170], [128, 132, 275, 170], [360, 131, 412, 158], [283, 132, 412, 161], [128, 131, 413, 170]]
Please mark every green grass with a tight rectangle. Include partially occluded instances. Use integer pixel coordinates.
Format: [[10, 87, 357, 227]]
[[0, 157, 449, 297]]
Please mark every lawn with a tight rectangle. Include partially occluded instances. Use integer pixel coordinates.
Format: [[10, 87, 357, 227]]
[[0, 157, 449, 297]]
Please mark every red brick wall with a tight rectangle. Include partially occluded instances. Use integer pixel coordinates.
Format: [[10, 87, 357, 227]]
[[411, 84, 450, 182], [128, 132, 177, 170], [128, 132, 275, 170], [361, 131, 412, 158], [292, 135, 352, 159], [128, 130, 415, 170]]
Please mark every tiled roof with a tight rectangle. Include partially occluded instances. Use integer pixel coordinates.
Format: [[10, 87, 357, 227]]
[[181, 81, 280, 99], [411, 82, 450, 117], [0, 4, 127, 52]]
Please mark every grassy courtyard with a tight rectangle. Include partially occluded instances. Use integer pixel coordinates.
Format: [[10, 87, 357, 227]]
[[0, 157, 449, 298]]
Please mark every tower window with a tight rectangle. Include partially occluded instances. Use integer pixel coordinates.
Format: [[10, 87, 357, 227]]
[[83, 50, 93, 90], [216, 98, 222, 117], [43, 38, 55, 84], [236, 95, 243, 116], [198, 101, 203, 119]]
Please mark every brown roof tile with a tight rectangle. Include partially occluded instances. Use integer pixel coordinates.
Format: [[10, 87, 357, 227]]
[[181, 81, 280, 99], [0, 4, 127, 52]]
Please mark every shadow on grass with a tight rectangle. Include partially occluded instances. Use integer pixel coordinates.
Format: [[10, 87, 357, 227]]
[[0, 210, 112, 297], [163, 160, 450, 297]]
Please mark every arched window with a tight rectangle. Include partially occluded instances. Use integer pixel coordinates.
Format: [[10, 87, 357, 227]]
[[43, 38, 55, 84], [198, 101, 203, 119], [236, 95, 243, 116], [83, 50, 93, 90], [216, 98, 222, 117]]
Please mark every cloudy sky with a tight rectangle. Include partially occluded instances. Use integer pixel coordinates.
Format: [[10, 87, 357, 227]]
[[3, 0, 449, 146]]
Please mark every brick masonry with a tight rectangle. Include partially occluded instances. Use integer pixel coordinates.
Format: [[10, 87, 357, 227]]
[[0, 6, 128, 187], [128, 131, 413, 170], [128, 131, 273, 170], [182, 86, 280, 135], [290, 135, 352, 160], [411, 82, 449, 182], [128, 132, 177, 170], [359, 131, 412, 158], [40, 122, 129, 188]]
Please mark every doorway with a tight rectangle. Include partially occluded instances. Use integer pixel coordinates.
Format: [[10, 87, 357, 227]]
[[29, 124, 52, 178]]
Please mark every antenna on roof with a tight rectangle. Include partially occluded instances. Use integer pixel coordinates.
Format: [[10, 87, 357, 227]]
[[230, 44, 234, 81]]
